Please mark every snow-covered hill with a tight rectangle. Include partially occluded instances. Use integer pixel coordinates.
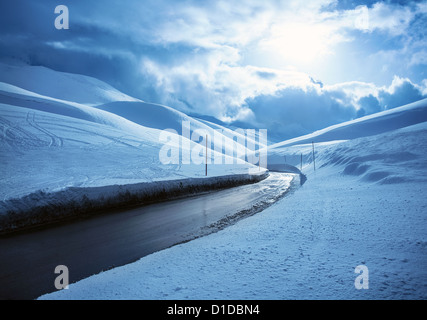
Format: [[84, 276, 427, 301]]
[[270, 98, 427, 149], [0, 64, 265, 232], [268, 98, 427, 176], [40, 97, 427, 300], [0, 63, 138, 105], [94, 101, 264, 156]]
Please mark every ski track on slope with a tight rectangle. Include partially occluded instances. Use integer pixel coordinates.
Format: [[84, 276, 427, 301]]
[[0, 114, 46, 148], [26, 112, 63, 148], [55, 123, 150, 150]]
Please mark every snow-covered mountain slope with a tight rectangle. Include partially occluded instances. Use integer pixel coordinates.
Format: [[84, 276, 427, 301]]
[[94, 101, 265, 156], [0, 63, 138, 105], [268, 98, 427, 173], [0, 102, 257, 201], [0, 81, 165, 140], [0, 103, 163, 199], [272, 121, 427, 184], [41, 100, 427, 300], [0, 63, 265, 151], [270, 98, 427, 149]]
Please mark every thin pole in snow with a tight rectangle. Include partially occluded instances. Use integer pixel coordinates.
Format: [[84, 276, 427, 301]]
[[301, 153, 303, 171], [205, 134, 208, 176], [312, 141, 316, 171]]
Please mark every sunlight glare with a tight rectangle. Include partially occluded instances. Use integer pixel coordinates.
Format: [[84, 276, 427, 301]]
[[262, 22, 335, 65]]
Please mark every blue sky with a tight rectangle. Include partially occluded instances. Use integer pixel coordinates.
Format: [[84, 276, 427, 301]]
[[0, 0, 426, 140]]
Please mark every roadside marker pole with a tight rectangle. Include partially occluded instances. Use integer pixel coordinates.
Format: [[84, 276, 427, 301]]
[[205, 134, 208, 176], [312, 141, 316, 171], [301, 153, 303, 171]]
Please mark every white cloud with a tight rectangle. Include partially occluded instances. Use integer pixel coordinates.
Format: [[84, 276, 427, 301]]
[[365, 2, 415, 35], [140, 48, 319, 122], [53, 0, 425, 127], [325, 81, 379, 103], [324, 2, 420, 35], [422, 80, 427, 96], [386, 76, 419, 94], [409, 49, 427, 66]]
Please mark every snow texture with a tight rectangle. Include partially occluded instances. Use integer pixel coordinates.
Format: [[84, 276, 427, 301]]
[[40, 102, 427, 300]]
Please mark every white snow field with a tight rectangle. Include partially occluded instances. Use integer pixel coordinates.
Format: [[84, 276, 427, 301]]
[[0, 64, 266, 233], [0, 63, 139, 106], [40, 99, 427, 300]]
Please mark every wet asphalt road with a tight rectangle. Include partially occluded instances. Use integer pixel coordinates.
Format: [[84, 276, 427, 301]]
[[0, 173, 294, 300]]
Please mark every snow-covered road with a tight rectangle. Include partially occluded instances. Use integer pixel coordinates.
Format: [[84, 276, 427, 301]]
[[0, 172, 295, 300]]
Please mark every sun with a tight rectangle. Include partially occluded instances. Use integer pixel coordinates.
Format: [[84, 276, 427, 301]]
[[260, 22, 336, 66]]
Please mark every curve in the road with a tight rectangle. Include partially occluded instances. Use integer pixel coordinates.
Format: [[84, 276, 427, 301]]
[[0, 172, 297, 300]]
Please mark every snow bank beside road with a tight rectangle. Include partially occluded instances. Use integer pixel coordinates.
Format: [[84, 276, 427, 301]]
[[0, 171, 268, 234]]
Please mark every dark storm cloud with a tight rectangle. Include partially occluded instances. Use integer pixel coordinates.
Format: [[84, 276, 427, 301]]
[[356, 94, 381, 117], [379, 78, 425, 109], [244, 76, 426, 140], [0, 0, 187, 100], [245, 87, 357, 140]]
